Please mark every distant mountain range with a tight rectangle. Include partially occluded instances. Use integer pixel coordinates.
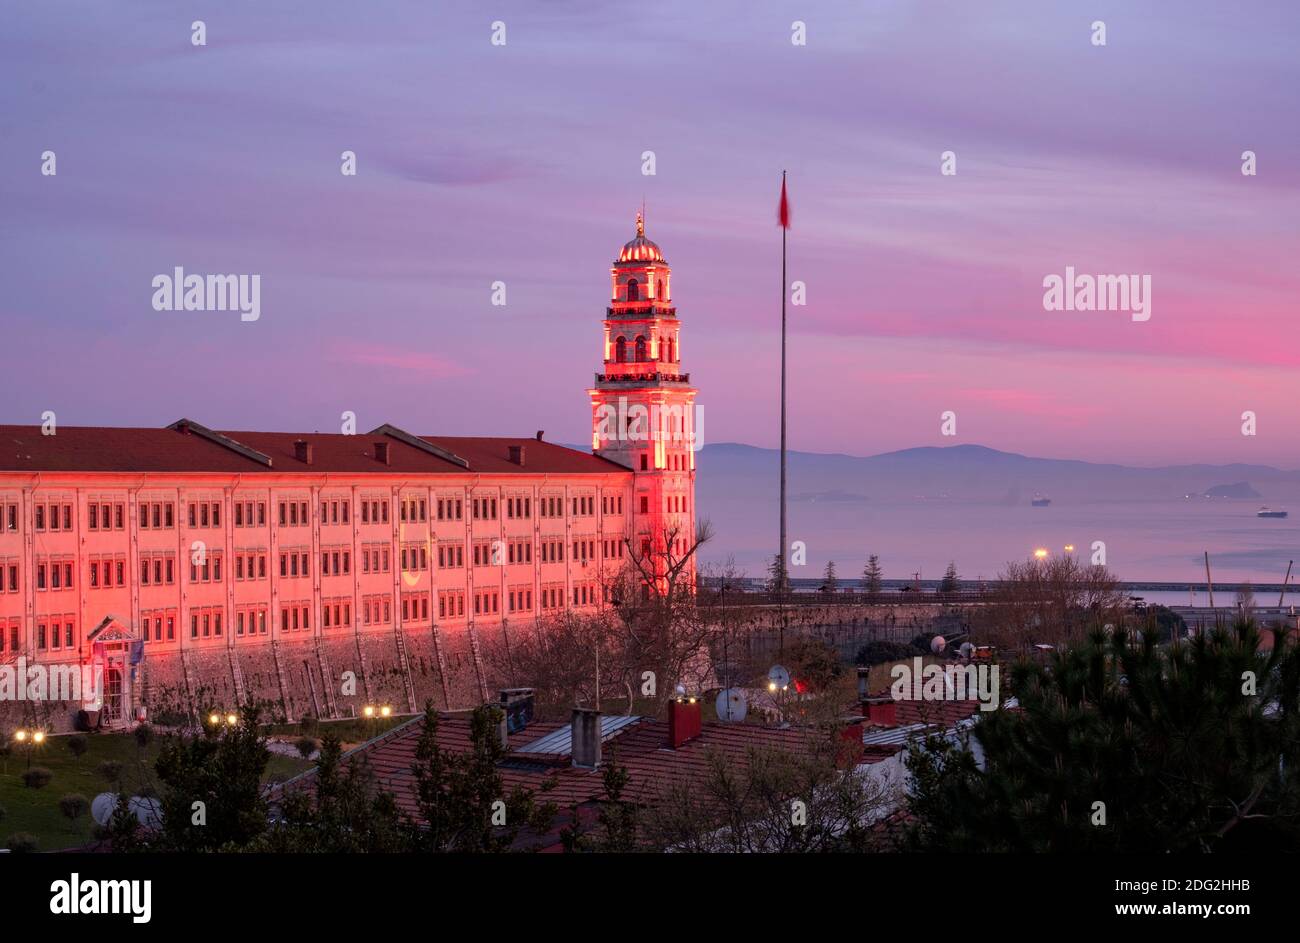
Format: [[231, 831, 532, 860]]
[[689, 443, 1300, 579], [696, 443, 1300, 506]]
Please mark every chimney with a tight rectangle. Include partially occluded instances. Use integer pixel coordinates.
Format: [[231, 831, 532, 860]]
[[374, 441, 390, 465], [294, 439, 313, 465], [862, 695, 898, 728], [856, 666, 870, 702], [508, 445, 525, 466], [667, 695, 702, 749], [496, 689, 535, 748], [571, 707, 601, 768], [837, 714, 866, 767], [535, 430, 544, 441]]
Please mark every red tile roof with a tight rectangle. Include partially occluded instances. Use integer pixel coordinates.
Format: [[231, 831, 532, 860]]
[[0, 422, 626, 476], [281, 712, 869, 822]]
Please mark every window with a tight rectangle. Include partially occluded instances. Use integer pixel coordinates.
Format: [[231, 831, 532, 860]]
[[615, 336, 627, 363], [627, 278, 639, 301]]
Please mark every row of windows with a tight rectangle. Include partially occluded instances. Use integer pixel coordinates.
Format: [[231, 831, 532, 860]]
[[322, 547, 352, 576], [236, 553, 269, 581], [400, 545, 428, 572], [362, 546, 391, 574], [362, 595, 391, 626], [88, 557, 128, 588], [400, 497, 427, 522], [438, 591, 465, 619], [188, 502, 223, 528], [507, 588, 533, 613], [277, 501, 309, 527], [279, 551, 310, 579], [141, 609, 178, 643], [138, 502, 176, 529], [235, 502, 268, 527], [401, 592, 430, 622], [140, 554, 177, 586], [2, 538, 634, 598], [281, 604, 312, 634], [35, 559, 75, 591], [612, 333, 677, 363], [35, 616, 76, 651], [190, 554, 223, 584], [4, 490, 636, 538], [0, 619, 18, 652], [321, 599, 351, 630], [191, 608, 224, 638], [359, 499, 390, 525], [237, 607, 269, 637], [473, 590, 499, 615], [38, 502, 78, 532]]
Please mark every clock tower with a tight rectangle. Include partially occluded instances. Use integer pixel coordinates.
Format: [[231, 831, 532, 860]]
[[589, 213, 698, 582]]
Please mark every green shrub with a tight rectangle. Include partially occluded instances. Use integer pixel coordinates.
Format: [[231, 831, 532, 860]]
[[22, 767, 53, 789], [59, 793, 90, 825], [98, 760, 123, 785], [5, 833, 38, 853]]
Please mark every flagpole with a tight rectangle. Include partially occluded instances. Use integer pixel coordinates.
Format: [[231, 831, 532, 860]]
[[779, 170, 788, 599]]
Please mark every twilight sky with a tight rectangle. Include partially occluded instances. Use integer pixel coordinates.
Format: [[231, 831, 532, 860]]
[[2, 0, 1298, 466]]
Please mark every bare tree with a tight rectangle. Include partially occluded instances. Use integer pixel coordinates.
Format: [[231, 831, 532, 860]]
[[974, 554, 1126, 651], [641, 726, 894, 852]]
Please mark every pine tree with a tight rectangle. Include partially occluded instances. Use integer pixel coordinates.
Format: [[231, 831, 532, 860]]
[[821, 560, 838, 594], [766, 553, 789, 596], [861, 555, 883, 597], [939, 561, 959, 593], [904, 619, 1300, 852]]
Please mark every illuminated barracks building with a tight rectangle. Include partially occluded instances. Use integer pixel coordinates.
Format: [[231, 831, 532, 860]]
[[0, 216, 697, 730]]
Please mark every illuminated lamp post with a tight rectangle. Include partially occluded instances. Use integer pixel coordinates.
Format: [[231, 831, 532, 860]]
[[14, 728, 46, 770]]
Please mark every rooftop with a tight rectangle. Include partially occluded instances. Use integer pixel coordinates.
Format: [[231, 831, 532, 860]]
[[0, 420, 628, 476]]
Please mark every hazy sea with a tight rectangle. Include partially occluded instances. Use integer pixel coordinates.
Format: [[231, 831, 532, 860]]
[[704, 496, 1300, 588]]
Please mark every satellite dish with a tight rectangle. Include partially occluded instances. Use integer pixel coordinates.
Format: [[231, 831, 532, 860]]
[[930, 635, 947, 654], [91, 792, 119, 826], [767, 664, 790, 691], [715, 688, 748, 723], [129, 796, 163, 829]]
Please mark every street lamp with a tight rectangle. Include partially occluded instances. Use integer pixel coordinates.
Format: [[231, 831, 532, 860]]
[[14, 728, 45, 770]]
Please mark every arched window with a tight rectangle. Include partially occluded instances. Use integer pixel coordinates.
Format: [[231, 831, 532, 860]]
[[666, 337, 675, 362], [626, 278, 639, 301], [658, 280, 665, 299], [615, 336, 627, 363], [634, 335, 647, 362]]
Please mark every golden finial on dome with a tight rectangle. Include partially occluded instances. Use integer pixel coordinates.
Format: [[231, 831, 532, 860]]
[[635, 210, 644, 238]]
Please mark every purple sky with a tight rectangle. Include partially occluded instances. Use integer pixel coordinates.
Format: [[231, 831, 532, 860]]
[[3, 1, 1298, 466]]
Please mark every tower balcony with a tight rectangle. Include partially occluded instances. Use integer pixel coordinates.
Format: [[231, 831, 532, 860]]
[[595, 371, 691, 385], [606, 305, 677, 319]]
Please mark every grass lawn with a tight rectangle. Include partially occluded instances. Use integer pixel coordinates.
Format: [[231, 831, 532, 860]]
[[0, 729, 314, 853]]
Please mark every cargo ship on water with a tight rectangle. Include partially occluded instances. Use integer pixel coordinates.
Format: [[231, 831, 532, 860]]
[[1257, 506, 1289, 519], [1031, 494, 1052, 507]]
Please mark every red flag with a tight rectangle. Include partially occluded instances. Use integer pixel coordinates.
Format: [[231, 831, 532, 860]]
[[778, 175, 790, 228]]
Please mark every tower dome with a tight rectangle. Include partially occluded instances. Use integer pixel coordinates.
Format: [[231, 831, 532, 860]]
[[618, 212, 664, 263]]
